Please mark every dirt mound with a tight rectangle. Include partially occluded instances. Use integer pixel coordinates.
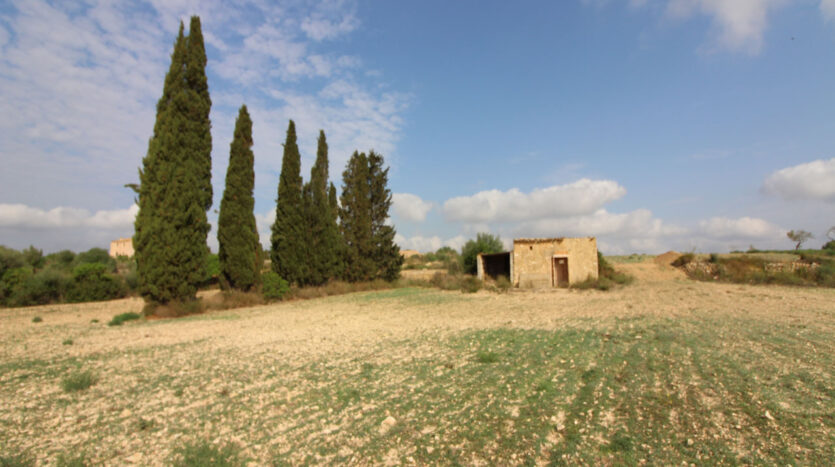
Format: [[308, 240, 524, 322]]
[[654, 251, 682, 266]]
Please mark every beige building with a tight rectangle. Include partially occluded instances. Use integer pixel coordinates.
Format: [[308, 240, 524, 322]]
[[109, 237, 134, 258], [477, 237, 598, 288]]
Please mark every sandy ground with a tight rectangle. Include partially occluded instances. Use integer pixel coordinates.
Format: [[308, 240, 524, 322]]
[[1, 260, 833, 464]]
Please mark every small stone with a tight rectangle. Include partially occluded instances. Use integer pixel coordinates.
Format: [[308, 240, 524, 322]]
[[379, 416, 397, 435], [686, 438, 694, 447], [764, 410, 775, 421], [125, 453, 142, 463], [426, 446, 434, 454]]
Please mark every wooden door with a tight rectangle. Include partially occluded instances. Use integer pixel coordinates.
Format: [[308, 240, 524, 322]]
[[553, 257, 568, 287]]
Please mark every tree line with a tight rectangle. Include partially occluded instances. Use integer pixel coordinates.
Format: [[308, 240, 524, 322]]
[[133, 17, 402, 314]]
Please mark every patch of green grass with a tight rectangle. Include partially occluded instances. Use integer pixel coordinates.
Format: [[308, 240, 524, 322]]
[[475, 350, 499, 363], [267, 317, 834, 465], [108, 312, 141, 326], [31, 316, 42, 323], [169, 440, 245, 467], [62, 338, 73, 346], [60, 369, 97, 393]]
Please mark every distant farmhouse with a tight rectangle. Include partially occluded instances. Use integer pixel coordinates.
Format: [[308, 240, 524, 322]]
[[109, 237, 134, 258], [477, 237, 598, 288]]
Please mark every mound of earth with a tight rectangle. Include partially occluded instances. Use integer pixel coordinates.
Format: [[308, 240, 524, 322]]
[[654, 251, 682, 266]]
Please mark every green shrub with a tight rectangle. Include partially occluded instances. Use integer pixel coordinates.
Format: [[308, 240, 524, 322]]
[[12, 269, 69, 306], [61, 370, 97, 392], [32, 316, 42, 323], [108, 312, 141, 326], [461, 233, 504, 274], [169, 440, 244, 467], [73, 247, 115, 271], [62, 338, 73, 346], [708, 253, 719, 263], [66, 263, 126, 303], [460, 276, 482, 293], [261, 271, 290, 301]]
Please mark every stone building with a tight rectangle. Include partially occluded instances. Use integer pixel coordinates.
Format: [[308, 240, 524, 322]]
[[109, 237, 134, 258], [477, 237, 598, 288]]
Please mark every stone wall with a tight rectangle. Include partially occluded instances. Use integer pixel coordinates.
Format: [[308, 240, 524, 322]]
[[109, 238, 134, 258], [512, 237, 598, 288]]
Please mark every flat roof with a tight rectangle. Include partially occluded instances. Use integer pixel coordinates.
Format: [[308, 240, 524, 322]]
[[513, 237, 595, 244]]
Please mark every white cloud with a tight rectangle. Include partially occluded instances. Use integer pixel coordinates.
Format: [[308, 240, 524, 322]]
[[391, 193, 433, 222], [823, 0, 835, 21], [0, 203, 137, 229], [395, 234, 467, 253], [762, 158, 835, 202], [0, 0, 408, 252], [442, 179, 626, 223], [698, 216, 785, 239]]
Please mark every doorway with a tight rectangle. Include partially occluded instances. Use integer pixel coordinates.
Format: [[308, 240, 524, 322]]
[[552, 257, 568, 287]]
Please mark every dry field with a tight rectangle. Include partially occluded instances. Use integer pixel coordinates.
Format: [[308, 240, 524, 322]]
[[1, 260, 833, 465]]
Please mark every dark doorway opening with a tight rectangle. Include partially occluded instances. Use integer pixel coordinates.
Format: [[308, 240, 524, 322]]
[[482, 252, 510, 279], [552, 257, 569, 287]]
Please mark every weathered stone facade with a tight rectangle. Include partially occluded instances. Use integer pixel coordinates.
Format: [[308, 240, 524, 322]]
[[511, 237, 598, 288], [109, 237, 134, 258], [477, 237, 599, 288]]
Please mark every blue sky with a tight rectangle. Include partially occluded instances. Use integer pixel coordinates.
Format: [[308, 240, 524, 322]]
[[1, 0, 834, 254]]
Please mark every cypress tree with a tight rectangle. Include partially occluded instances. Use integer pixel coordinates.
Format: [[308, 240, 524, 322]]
[[185, 16, 213, 212], [218, 105, 259, 291], [367, 151, 403, 280], [133, 18, 213, 307], [270, 120, 307, 284], [303, 131, 341, 285], [339, 151, 374, 281]]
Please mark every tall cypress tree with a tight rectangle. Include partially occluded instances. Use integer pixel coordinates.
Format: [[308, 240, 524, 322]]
[[339, 151, 374, 281], [339, 151, 402, 282], [218, 105, 259, 291], [367, 151, 403, 280], [303, 131, 341, 285], [133, 18, 213, 307], [270, 120, 307, 284]]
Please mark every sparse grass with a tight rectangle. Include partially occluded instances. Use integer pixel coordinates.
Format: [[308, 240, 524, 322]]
[[60, 369, 97, 393], [55, 452, 89, 467], [475, 350, 499, 363], [108, 312, 141, 326], [169, 440, 245, 467], [90, 319, 99, 323], [31, 316, 42, 323], [0, 450, 35, 467], [62, 338, 73, 346], [1, 281, 832, 465]]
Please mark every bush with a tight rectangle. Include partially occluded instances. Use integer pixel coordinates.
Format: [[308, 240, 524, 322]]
[[61, 370, 97, 393], [460, 275, 482, 293], [65, 263, 126, 303], [430, 272, 460, 290], [461, 233, 504, 274], [73, 247, 115, 271], [261, 271, 290, 301], [108, 312, 141, 326]]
